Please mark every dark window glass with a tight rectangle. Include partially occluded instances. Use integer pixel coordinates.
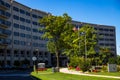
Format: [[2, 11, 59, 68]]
[[33, 36, 38, 40], [32, 14, 37, 18], [5, 3, 10, 8], [13, 15, 19, 20], [20, 41, 26, 45], [26, 19, 30, 23], [6, 12, 11, 17], [6, 21, 11, 26], [14, 23, 19, 28], [20, 33, 25, 37], [20, 25, 25, 30], [20, 17, 25, 22], [13, 6, 19, 12], [110, 29, 114, 32], [14, 40, 19, 45], [33, 28, 38, 32], [26, 27, 31, 31], [26, 11, 30, 16], [26, 34, 31, 38], [38, 16, 43, 19], [20, 9, 25, 14], [32, 21, 37, 25], [14, 32, 19, 36]]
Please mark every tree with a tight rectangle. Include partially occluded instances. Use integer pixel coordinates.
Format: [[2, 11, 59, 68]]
[[65, 25, 97, 59], [39, 13, 73, 71]]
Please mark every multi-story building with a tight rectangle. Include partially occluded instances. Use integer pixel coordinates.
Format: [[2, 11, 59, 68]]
[[0, 0, 116, 68]]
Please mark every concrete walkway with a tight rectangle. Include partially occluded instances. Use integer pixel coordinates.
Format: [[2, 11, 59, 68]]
[[60, 68, 120, 79]]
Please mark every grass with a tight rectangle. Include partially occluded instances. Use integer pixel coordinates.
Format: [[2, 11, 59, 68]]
[[31, 68, 120, 80], [90, 72, 120, 77]]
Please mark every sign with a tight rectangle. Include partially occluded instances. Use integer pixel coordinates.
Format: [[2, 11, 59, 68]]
[[108, 64, 117, 72], [38, 63, 45, 68], [32, 56, 37, 61]]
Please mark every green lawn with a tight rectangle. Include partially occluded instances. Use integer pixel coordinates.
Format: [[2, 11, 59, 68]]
[[31, 69, 120, 80], [90, 72, 120, 77]]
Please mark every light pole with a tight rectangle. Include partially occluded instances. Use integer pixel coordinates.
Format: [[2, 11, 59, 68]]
[[32, 56, 37, 72], [35, 48, 39, 73]]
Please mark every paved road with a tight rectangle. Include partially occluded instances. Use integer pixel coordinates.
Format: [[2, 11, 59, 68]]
[[0, 69, 34, 80]]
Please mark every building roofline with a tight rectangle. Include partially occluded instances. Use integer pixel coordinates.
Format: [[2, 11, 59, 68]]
[[72, 20, 115, 28]]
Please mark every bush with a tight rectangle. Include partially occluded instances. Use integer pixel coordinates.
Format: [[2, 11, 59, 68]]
[[117, 66, 120, 72], [102, 65, 107, 72], [79, 59, 91, 72]]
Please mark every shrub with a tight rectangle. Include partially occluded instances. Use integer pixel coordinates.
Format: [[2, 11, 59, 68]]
[[117, 66, 120, 72], [79, 59, 91, 72], [102, 65, 107, 72]]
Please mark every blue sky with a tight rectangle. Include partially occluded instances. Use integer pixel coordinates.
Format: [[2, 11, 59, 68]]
[[16, 0, 120, 55]]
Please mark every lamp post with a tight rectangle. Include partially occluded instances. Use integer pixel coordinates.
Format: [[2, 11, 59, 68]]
[[35, 48, 39, 73], [32, 56, 37, 72]]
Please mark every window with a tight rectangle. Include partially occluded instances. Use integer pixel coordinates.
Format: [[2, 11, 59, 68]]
[[14, 32, 19, 36], [4, 30, 11, 35], [6, 39, 11, 44], [32, 21, 37, 25], [20, 41, 26, 45], [13, 15, 19, 20], [6, 21, 11, 26], [26, 11, 30, 16], [6, 12, 11, 17], [110, 29, 114, 32], [32, 14, 37, 18], [20, 9, 25, 14], [20, 25, 25, 30], [5, 3, 10, 8], [20, 17, 25, 22], [33, 36, 38, 40], [26, 27, 31, 31], [14, 23, 19, 28], [13, 6, 19, 12], [33, 28, 38, 32], [20, 33, 25, 37], [14, 40, 19, 45], [26, 19, 30, 23], [38, 16, 43, 19], [26, 34, 31, 38]]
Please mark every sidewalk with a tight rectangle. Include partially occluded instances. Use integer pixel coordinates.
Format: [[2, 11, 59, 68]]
[[60, 68, 120, 79]]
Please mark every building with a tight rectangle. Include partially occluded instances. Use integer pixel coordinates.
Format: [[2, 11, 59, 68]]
[[0, 0, 116, 68]]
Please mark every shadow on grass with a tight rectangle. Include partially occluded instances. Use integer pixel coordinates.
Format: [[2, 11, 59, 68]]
[[31, 75, 42, 80]]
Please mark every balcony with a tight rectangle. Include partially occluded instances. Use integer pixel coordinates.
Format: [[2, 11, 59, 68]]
[[0, 0, 9, 10], [0, 12, 7, 19], [0, 38, 11, 47], [0, 29, 11, 38], [0, 19, 11, 28]]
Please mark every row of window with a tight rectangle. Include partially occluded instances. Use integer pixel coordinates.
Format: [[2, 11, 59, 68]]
[[0, 0, 11, 9], [0, 10, 11, 18], [0, 38, 11, 44], [13, 15, 40, 25], [99, 38, 115, 41], [0, 28, 11, 35], [13, 31, 44, 40], [13, 23, 44, 33], [99, 33, 114, 37], [14, 40, 46, 47], [0, 19, 11, 27], [98, 28, 114, 32], [13, 6, 43, 19], [99, 43, 115, 46]]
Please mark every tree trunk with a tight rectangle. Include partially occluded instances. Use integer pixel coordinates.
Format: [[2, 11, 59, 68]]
[[56, 51, 59, 72]]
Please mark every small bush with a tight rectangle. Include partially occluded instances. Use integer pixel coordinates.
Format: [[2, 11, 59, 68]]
[[102, 65, 107, 72], [117, 66, 120, 72], [79, 59, 91, 72]]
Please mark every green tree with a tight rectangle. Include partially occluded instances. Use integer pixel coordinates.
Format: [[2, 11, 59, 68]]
[[39, 13, 73, 71], [66, 25, 97, 59]]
